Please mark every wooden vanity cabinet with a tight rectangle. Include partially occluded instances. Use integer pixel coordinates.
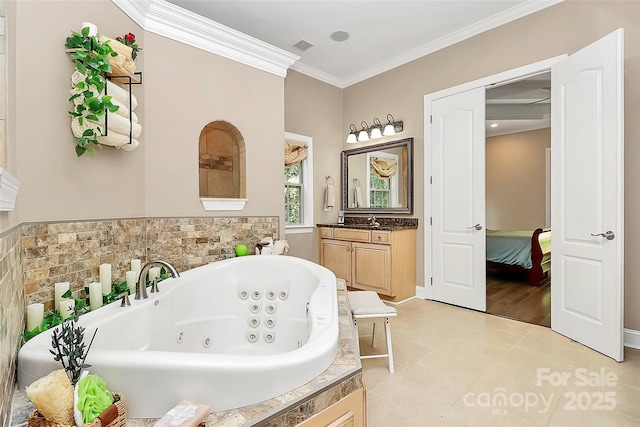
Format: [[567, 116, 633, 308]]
[[319, 226, 416, 302], [297, 388, 365, 427]]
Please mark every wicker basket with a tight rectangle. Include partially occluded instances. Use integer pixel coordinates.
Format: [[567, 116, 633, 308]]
[[28, 393, 126, 427]]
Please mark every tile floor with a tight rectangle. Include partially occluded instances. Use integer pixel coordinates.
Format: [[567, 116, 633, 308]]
[[357, 298, 640, 426]]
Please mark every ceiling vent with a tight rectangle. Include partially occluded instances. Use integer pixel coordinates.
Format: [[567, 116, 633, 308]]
[[293, 40, 314, 51]]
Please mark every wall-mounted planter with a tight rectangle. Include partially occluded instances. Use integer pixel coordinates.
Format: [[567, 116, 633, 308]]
[[200, 198, 247, 211], [0, 168, 19, 211]]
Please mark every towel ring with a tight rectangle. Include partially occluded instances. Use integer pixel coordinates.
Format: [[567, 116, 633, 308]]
[[353, 178, 360, 187], [326, 176, 334, 185]]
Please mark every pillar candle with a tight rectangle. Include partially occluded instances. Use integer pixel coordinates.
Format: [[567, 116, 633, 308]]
[[148, 267, 160, 282], [99, 263, 112, 295], [131, 259, 142, 277], [81, 22, 98, 37], [54, 282, 70, 311], [88, 282, 103, 311], [59, 299, 75, 320], [126, 270, 137, 294], [26, 303, 44, 331]]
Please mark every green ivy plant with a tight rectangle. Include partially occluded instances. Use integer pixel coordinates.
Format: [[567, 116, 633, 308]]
[[66, 27, 120, 157], [23, 272, 171, 341]]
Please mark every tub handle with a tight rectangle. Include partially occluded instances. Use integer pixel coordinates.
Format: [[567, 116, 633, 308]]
[[149, 278, 160, 293], [120, 292, 131, 307]]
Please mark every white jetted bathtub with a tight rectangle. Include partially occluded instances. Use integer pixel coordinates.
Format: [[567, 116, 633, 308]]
[[18, 256, 339, 418]]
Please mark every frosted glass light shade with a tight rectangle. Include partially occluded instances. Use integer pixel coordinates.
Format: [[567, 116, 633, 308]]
[[358, 130, 369, 141], [370, 127, 382, 138], [346, 133, 357, 143], [383, 124, 395, 136]]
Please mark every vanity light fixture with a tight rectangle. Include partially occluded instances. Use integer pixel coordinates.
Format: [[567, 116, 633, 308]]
[[383, 114, 403, 136], [347, 114, 404, 144], [345, 114, 404, 143], [346, 124, 358, 143], [358, 121, 370, 142], [370, 118, 383, 139]]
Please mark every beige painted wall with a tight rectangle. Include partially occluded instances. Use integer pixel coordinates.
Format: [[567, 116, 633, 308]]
[[284, 71, 343, 260], [0, 0, 17, 233], [9, 1, 286, 237], [342, 1, 640, 329], [486, 128, 550, 230], [12, 1, 146, 223], [142, 32, 285, 230]]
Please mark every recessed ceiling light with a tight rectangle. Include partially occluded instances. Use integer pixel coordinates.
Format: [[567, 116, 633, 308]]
[[330, 31, 349, 42], [490, 123, 499, 128]]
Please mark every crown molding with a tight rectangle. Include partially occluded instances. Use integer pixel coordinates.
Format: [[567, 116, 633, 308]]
[[300, 0, 565, 88], [290, 62, 346, 89], [111, 0, 299, 78]]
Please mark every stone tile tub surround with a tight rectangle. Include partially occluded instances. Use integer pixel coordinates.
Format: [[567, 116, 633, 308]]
[[11, 279, 363, 427], [0, 226, 24, 427], [22, 216, 278, 311]]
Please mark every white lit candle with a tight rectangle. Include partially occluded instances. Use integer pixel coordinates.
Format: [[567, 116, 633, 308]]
[[88, 282, 103, 311], [26, 303, 44, 331], [81, 22, 98, 37], [99, 263, 112, 295], [54, 282, 70, 311], [131, 259, 141, 277], [59, 299, 75, 320], [126, 270, 137, 294], [148, 267, 160, 282]]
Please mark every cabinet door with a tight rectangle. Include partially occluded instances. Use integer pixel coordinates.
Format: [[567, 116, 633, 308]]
[[352, 242, 392, 295], [321, 239, 352, 284]]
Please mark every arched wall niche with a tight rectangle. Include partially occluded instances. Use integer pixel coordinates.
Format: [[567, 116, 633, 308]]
[[198, 121, 247, 211]]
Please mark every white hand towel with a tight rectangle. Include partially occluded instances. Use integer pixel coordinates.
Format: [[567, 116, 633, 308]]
[[325, 183, 335, 208], [354, 187, 363, 208], [98, 131, 139, 148], [106, 80, 138, 110], [71, 113, 142, 139], [117, 139, 140, 151]]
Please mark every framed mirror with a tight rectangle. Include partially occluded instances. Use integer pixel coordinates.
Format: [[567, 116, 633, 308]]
[[341, 138, 413, 215]]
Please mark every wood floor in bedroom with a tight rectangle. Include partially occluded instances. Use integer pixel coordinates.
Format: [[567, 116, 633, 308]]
[[486, 269, 551, 327]]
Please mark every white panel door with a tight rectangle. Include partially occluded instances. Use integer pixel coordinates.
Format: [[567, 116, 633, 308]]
[[551, 29, 624, 361], [431, 87, 486, 311]]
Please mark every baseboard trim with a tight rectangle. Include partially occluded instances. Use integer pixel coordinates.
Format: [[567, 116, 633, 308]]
[[383, 296, 418, 306], [624, 328, 640, 349]]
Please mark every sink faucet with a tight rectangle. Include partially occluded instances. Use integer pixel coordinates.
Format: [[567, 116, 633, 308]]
[[367, 215, 380, 227], [135, 260, 180, 300]]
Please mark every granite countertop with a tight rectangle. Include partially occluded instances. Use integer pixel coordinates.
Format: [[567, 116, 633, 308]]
[[318, 217, 418, 230], [11, 280, 361, 427]]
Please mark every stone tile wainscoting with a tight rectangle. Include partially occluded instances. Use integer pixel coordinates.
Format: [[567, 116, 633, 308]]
[[0, 227, 24, 427], [0, 216, 278, 427], [23, 217, 279, 309]]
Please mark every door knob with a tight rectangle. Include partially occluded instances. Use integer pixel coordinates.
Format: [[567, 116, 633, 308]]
[[467, 224, 482, 231], [590, 231, 615, 240]]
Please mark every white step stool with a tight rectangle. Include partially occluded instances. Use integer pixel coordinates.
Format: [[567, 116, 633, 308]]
[[347, 290, 397, 373]]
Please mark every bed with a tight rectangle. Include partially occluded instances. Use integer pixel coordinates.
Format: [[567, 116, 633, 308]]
[[486, 228, 551, 287]]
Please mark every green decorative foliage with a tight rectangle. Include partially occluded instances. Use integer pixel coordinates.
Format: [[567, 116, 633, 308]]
[[66, 26, 120, 157], [24, 274, 169, 341]]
